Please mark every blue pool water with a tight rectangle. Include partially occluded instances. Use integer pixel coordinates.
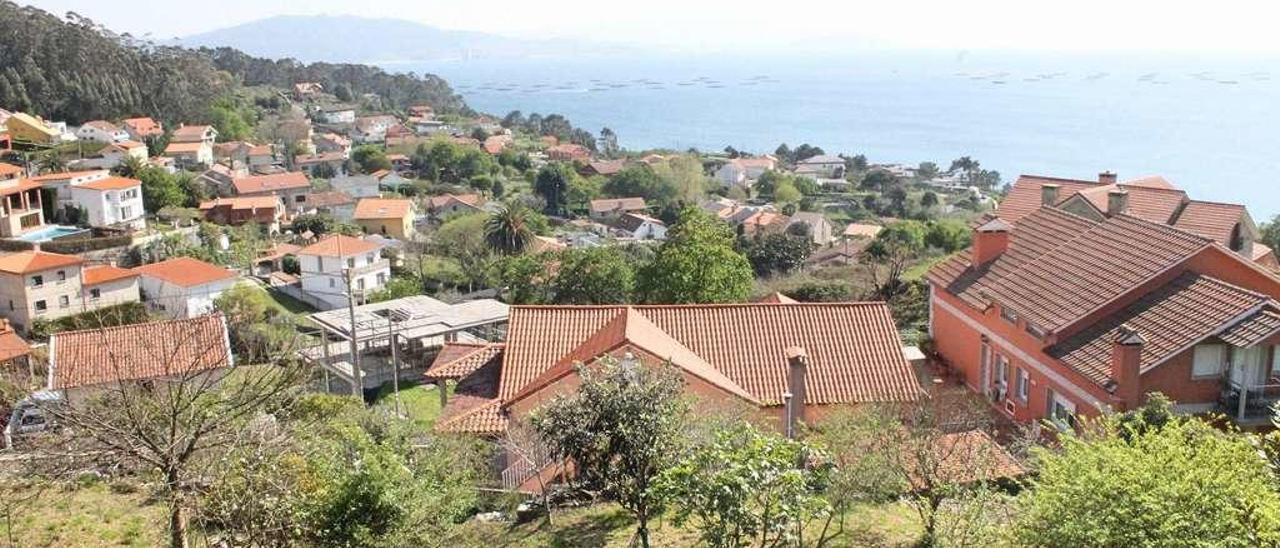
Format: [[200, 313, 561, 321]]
[[16, 225, 88, 243]]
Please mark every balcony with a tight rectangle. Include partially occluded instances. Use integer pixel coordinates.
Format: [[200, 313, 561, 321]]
[[348, 259, 390, 278], [1219, 380, 1280, 423]]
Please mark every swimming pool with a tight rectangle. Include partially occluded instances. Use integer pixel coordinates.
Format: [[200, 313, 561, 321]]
[[15, 225, 89, 243]]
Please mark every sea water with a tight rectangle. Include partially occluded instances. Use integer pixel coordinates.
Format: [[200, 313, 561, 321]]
[[397, 50, 1280, 217]]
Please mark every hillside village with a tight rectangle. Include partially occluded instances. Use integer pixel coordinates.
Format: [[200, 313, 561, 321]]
[[2, 4, 1280, 548]]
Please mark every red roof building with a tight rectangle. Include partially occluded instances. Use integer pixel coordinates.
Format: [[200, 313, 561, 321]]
[[545, 143, 591, 162], [926, 204, 1280, 427], [426, 303, 921, 437], [49, 314, 232, 390]]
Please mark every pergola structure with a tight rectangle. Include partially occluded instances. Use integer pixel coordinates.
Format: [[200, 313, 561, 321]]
[[301, 295, 509, 394]]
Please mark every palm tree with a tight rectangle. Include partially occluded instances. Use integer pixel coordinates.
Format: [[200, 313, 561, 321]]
[[485, 202, 535, 255], [36, 150, 66, 174], [114, 154, 146, 178]]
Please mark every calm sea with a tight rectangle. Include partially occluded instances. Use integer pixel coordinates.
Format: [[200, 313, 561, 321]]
[[394, 51, 1280, 218]]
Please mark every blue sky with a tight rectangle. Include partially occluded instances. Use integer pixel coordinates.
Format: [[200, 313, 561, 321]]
[[22, 0, 1280, 54]]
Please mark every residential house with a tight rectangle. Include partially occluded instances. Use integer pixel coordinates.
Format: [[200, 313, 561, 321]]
[[67, 176, 146, 230], [426, 193, 485, 218], [302, 191, 356, 220], [199, 196, 285, 232], [353, 198, 415, 240], [0, 251, 138, 333], [715, 156, 777, 187], [74, 120, 129, 143], [407, 105, 434, 119], [81, 264, 141, 309], [75, 140, 148, 170], [926, 205, 1280, 427], [295, 152, 348, 178], [794, 155, 846, 179], [0, 163, 19, 182], [120, 117, 163, 142], [134, 257, 239, 318], [213, 141, 253, 165], [329, 174, 381, 199], [589, 197, 647, 219], [277, 119, 316, 155], [163, 141, 213, 169], [232, 172, 312, 212], [47, 315, 231, 404], [296, 235, 389, 309], [843, 223, 883, 241], [579, 159, 625, 178], [4, 113, 59, 146], [247, 144, 277, 170], [313, 133, 352, 156], [292, 82, 324, 100], [352, 115, 398, 143], [0, 177, 46, 238], [787, 212, 835, 245], [612, 213, 667, 240], [374, 169, 412, 192], [426, 303, 922, 489], [170, 125, 217, 146], [996, 172, 1275, 265], [546, 143, 591, 162], [0, 319, 32, 379], [195, 163, 243, 196], [386, 153, 411, 171], [29, 170, 110, 211], [740, 210, 789, 238], [483, 135, 512, 155], [317, 105, 356, 125]]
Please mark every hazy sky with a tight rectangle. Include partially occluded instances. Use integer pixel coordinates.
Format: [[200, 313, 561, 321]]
[[21, 0, 1280, 53]]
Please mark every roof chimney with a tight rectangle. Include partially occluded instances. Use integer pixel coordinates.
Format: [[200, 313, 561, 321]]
[[1110, 324, 1145, 410], [1099, 171, 1118, 185], [1107, 189, 1129, 217], [1041, 183, 1060, 206], [972, 218, 1013, 266], [784, 346, 808, 439]]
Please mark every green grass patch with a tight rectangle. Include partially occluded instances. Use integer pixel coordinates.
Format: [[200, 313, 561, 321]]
[[263, 287, 317, 316], [372, 381, 451, 428], [0, 481, 168, 547], [903, 254, 951, 281]]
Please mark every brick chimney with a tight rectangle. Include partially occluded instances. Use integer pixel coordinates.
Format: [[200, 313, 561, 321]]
[[1107, 189, 1129, 217], [1099, 171, 1118, 185], [1041, 183, 1060, 206], [1110, 324, 1145, 410], [972, 218, 1013, 266], [784, 346, 808, 439]]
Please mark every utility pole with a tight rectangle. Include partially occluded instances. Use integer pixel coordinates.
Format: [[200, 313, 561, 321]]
[[344, 258, 363, 400], [388, 317, 402, 416]]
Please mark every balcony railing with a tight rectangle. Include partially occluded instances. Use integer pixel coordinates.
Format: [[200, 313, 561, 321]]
[[1220, 379, 1280, 422], [349, 259, 390, 277]]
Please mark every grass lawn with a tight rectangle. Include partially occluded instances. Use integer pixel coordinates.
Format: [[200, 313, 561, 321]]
[[903, 254, 952, 281], [264, 287, 317, 316], [0, 481, 167, 547], [372, 381, 451, 428], [447, 501, 924, 547]]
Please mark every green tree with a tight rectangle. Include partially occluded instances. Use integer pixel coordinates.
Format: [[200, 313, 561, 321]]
[[432, 213, 496, 291], [604, 165, 675, 206], [291, 214, 361, 237], [774, 182, 801, 205], [864, 220, 927, 298], [494, 253, 553, 304], [352, 144, 392, 174], [138, 166, 185, 212], [1260, 214, 1280, 251], [484, 202, 536, 255], [533, 163, 574, 216], [637, 208, 753, 304], [744, 233, 813, 277], [209, 96, 254, 141], [657, 422, 832, 548], [552, 247, 634, 304], [859, 169, 895, 192], [924, 219, 971, 253], [1017, 413, 1280, 547], [920, 191, 939, 209], [532, 359, 689, 548]]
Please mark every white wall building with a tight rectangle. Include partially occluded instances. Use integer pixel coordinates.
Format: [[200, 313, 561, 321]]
[[297, 235, 389, 309], [68, 176, 146, 230], [134, 257, 239, 318], [74, 121, 130, 143]]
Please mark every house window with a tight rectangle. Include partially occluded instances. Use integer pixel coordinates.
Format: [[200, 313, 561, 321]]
[[329, 278, 336, 288], [58, 295, 69, 308], [1000, 307, 1018, 324], [33, 300, 46, 313], [89, 288, 101, 300], [1015, 368, 1030, 403], [994, 355, 1009, 400], [346, 258, 355, 269], [1047, 389, 1077, 431], [295, 195, 306, 203], [31, 275, 42, 288], [376, 272, 386, 284], [1192, 344, 1227, 378], [57, 270, 66, 282], [366, 253, 375, 263], [356, 278, 366, 291]]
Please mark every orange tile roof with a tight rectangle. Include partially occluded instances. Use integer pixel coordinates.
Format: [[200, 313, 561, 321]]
[[427, 193, 483, 209], [171, 125, 213, 142], [425, 342, 505, 380], [589, 197, 647, 214], [0, 251, 82, 275], [75, 176, 141, 191], [0, 163, 22, 178], [164, 142, 206, 154], [499, 303, 921, 407], [134, 257, 237, 287], [353, 198, 412, 220], [1172, 201, 1248, 247], [997, 175, 1106, 222], [112, 140, 146, 151], [232, 172, 310, 195], [296, 234, 381, 257], [0, 331, 30, 363], [843, 223, 883, 239], [29, 170, 108, 182], [1123, 175, 1176, 190], [82, 264, 138, 286], [198, 196, 281, 211], [50, 315, 231, 389], [121, 117, 162, 136], [755, 292, 798, 304], [1071, 184, 1188, 223], [0, 178, 44, 196], [907, 430, 1026, 489], [1048, 273, 1271, 386], [436, 397, 507, 434], [305, 191, 355, 208]]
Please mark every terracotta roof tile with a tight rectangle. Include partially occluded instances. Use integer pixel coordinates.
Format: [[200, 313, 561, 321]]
[[425, 342, 504, 380], [75, 176, 141, 191], [0, 331, 30, 363], [436, 398, 507, 434], [171, 125, 213, 142], [997, 175, 1103, 222], [354, 198, 412, 220], [908, 430, 1026, 489], [134, 257, 237, 287], [1172, 201, 1249, 247], [1219, 309, 1280, 348], [50, 315, 231, 389], [305, 191, 355, 207], [589, 197, 646, 214], [499, 303, 920, 407], [164, 142, 206, 154], [232, 172, 310, 195], [29, 170, 108, 182], [296, 234, 380, 257], [82, 264, 138, 286], [0, 163, 22, 178], [755, 292, 798, 304], [199, 196, 281, 211], [0, 251, 82, 275], [1048, 273, 1270, 386], [427, 193, 483, 210]]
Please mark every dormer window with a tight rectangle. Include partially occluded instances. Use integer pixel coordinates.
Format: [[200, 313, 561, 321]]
[[1229, 223, 1246, 252]]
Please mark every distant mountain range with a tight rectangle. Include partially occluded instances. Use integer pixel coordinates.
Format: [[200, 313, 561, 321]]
[[175, 15, 608, 64]]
